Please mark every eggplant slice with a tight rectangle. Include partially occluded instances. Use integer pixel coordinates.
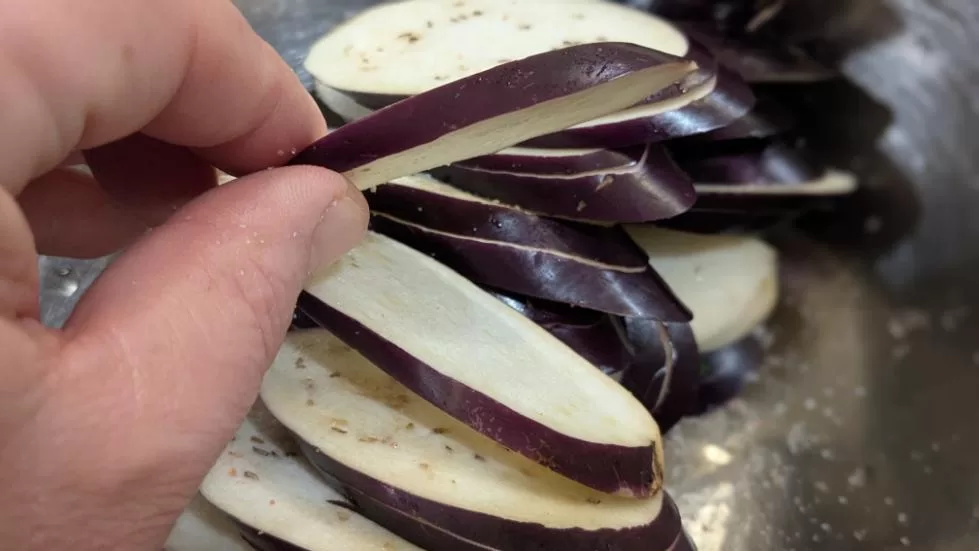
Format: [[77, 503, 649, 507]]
[[291, 41, 697, 189], [677, 20, 837, 83], [488, 288, 634, 377], [197, 405, 422, 551], [298, 232, 665, 496], [696, 333, 767, 413], [430, 143, 697, 222], [306, 0, 693, 100], [646, 0, 782, 34], [685, 92, 797, 141], [619, 320, 702, 433], [366, 174, 690, 319], [454, 144, 656, 175], [306, 0, 752, 149], [671, 140, 859, 212], [262, 329, 691, 551], [517, 62, 752, 148], [488, 289, 702, 433], [626, 226, 779, 352], [657, 140, 857, 232]]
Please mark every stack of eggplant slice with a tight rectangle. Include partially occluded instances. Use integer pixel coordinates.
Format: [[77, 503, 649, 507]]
[[635, 0, 857, 401], [167, 1, 858, 549], [303, 0, 852, 408]]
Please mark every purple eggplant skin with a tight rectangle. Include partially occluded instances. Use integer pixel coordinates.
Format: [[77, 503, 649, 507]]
[[516, 63, 755, 149], [454, 144, 649, 176], [488, 289, 634, 376], [688, 194, 841, 219], [694, 334, 764, 414], [670, 138, 823, 185], [667, 139, 854, 213], [686, 93, 796, 141], [677, 20, 837, 84], [429, 143, 697, 223], [643, 0, 771, 33], [296, 435, 683, 551], [619, 320, 701, 433], [655, 209, 794, 234], [289, 307, 319, 331], [296, 291, 663, 497], [365, 188, 691, 320], [489, 289, 701, 432], [288, 43, 695, 176], [236, 523, 304, 551], [339, 486, 501, 551], [367, 175, 688, 259]]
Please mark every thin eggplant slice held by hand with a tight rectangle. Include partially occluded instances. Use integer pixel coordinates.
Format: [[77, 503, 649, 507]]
[[626, 226, 779, 352], [262, 329, 693, 551], [297, 232, 665, 497], [197, 405, 422, 551], [305, 0, 752, 149], [290, 41, 697, 189], [366, 174, 690, 320]]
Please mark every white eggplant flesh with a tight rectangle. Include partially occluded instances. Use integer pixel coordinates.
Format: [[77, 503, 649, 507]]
[[626, 226, 779, 352], [298, 231, 665, 496], [306, 0, 690, 98], [261, 329, 688, 551], [198, 405, 423, 551]]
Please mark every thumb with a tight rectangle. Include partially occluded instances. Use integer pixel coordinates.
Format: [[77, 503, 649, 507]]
[[60, 165, 367, 469]]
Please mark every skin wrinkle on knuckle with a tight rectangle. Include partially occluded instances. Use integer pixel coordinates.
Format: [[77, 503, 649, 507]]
[[0, 190, 40, 318], [147, 2, 286, 151], [211, 73, 287, 152]]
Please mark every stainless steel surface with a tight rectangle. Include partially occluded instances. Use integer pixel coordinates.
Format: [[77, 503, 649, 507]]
[[38, 0, 979, 549]]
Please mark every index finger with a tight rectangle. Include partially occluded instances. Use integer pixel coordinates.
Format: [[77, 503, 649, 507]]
[[0, 0, 327, 193]]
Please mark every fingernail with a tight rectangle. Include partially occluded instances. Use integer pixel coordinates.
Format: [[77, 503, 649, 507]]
[[308, 184, 368, 274]]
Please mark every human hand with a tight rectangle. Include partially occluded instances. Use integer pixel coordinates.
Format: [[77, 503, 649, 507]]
[[0, 0, 368, 548]]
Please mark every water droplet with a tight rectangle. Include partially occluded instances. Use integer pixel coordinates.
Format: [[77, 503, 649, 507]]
[[57, 279, 79, 297]]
